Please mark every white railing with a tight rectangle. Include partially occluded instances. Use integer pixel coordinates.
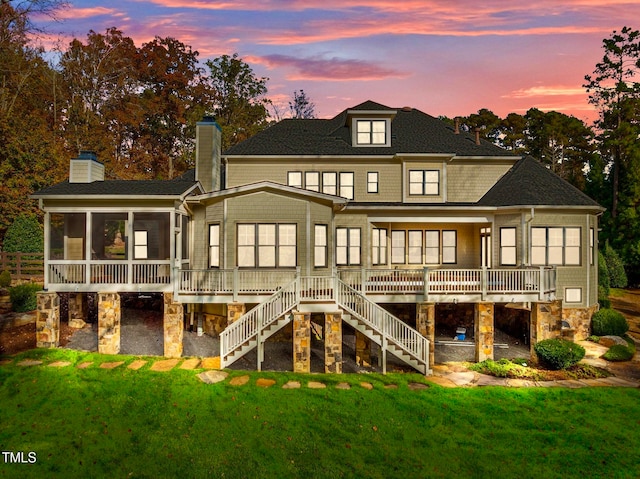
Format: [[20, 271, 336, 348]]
[[179, 268, 297, 298], [90, 262, 128, 284], [335, 278, 428, 370], [300, 276, 334, 301], [48, 263, 86, 284], [48, 260, 172, 286], [132, 262, 171, 284], [427, 269, 482, 293], [220, 279, 299, 368]]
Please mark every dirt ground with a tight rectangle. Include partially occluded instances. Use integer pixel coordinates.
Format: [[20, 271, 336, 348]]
[[609, 289, 640, 339]]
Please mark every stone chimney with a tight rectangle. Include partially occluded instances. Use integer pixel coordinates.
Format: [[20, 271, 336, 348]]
[[69, 151, 104, 183], [196, 116, 222, 192]]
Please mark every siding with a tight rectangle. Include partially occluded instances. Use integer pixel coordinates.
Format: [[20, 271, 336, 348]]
[[447, 162, 512, 202]]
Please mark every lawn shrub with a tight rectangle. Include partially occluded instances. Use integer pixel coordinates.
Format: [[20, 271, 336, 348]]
[[591, 308, 629, 336], [603, 344, 635, 362], [9, 283, 42, 312], [3, 214, 43, 253], [534, 338, 585, 370], [604, 242, 628, 289], [0, 270, 11, 288]]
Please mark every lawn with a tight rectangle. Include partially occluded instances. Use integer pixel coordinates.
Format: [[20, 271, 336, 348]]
[[1, 349, 640, 479]]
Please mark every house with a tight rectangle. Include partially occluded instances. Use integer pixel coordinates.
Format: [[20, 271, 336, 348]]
[[32, 100, 603, 375]]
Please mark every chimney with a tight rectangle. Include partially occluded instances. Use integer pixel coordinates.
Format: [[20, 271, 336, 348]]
[[454, 117, 460, 134], [196, 116, 222, 192], [474, 128, 481, 145], [69, 151, 104, 183]]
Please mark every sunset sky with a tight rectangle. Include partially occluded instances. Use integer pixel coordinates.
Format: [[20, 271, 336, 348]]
[[35, 1, 640, 124]]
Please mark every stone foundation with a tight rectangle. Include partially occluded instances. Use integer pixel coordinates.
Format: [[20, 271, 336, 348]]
[[36, 292, 60, 348], [416, 302, 435, 367], [164, 293, 184, 358], [474, 302, 494, 362], [68, 292, 87, 329], [324, 312, 342, 373], [355, 330, 371, 367], [562, 305, 598, 341], [227, 302, 246, 325], [203, 313, 227, 337], [98, 292, 120, 355], [293, 311, 310, 373], [530, 299, 562, 361]]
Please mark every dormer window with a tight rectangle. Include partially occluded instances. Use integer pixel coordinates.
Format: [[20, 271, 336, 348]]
[[354, 119, 389, 146]]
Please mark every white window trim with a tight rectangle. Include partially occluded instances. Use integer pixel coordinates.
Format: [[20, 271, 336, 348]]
[[500, 227, 517, 266], [408, 169, 440, 196], [336, 227, 361, 266], [209, 224, 220, 268], [531, 226, 582, 266], [314, 224, 328, 268], [565, 287, 582, 303], [353, 118, 390, 146], [237, 223, 297, 268]]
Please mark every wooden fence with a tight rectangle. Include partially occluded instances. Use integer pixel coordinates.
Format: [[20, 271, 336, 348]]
[[0, 252, 45, 281]]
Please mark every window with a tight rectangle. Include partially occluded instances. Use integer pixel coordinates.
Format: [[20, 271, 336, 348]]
[[425, 230, 439, 264], [336, 227, 360, 265], [134, 231, 148, 259], [322, 172, 337, 195], [532, 227, 581, 266], [565, 288, 582, 303], [442, 230, 457, 264], [367, 172, 379, 193], [590, 228, 594, 265], [408, 231, 423, 264], [305, 172, 320, 192], [339, 172, 354, 199], [356, 120, 386, 145], [409, 170, 439, 196], [372, 228, 387, 265], [391, 230, 405, 264], [209, 224, 220, 267], [500, 228, 517, 266], [237, 223, 297, 268], [287, 171, 302, 189], [314, 225, 328, 268]]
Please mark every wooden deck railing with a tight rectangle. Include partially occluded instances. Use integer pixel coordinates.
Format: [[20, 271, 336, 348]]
[[0, 252, 44, 281]]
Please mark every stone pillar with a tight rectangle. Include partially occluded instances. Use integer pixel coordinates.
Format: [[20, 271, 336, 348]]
[[355, 331, 372, 367], [293, 311, 310, 373], [227, 302, 246, 326], [474, 302, 494, 362], [324, 311, 342, 373], [164, 293, 184, 358], [98, 292, 120, 355], [36, 292, 60, 348], [530, 300, 563, 361], [68, 293, 87, 329], [416, 302, 436, 368]]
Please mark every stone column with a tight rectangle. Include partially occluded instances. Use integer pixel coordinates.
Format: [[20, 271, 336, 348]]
[[164, 293, 184, 358], [293, 311, 311, 373], [227, 302, 246, 326], [36, 292, 60, 348], [474, 302, 494, 362], [68, 293, 87, 329], [416, 302, 436, 368], [98, 292, 120, 355], [355, 331, 372, 367], [530, 299, 563, 361], [324, 311, 342, 373]]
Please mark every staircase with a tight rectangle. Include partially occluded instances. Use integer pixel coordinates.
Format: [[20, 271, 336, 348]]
[[219, 275, 431, 374]]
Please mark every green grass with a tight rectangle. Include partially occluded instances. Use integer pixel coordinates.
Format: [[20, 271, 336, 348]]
[[1, 349, 640, 479]]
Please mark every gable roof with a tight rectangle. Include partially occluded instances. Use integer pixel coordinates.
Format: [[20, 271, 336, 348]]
[[223, 101, 517, 158], [478, 156, 603, 208]]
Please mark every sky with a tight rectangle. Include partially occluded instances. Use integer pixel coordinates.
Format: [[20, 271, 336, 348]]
[[33, 0, 640, 124]]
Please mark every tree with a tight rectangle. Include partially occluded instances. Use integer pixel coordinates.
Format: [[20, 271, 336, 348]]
[[289, 90, 316, 119], [205, 53, 270, 150], [460, 108, 502, 143], [2, 214, 43, 253]]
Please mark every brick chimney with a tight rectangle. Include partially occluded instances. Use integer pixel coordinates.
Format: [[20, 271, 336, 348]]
[[69, 151, 104, 183], [196, 117, 222, 192]]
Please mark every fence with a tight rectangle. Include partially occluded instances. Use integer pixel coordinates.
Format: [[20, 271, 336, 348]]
[[0, 252, 45, 281]]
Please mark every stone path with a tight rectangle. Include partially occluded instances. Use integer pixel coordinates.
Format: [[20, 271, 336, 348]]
[[5, 354, 640, 390]]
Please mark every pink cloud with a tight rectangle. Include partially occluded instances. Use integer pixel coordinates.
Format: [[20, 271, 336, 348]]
[[504, 86, 587, 98], [245, 54, 408, 81], [56, 7, 117, 19]]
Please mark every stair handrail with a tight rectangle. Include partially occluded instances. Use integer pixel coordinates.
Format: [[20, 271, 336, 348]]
[[335, 277, 429, 368], [220, 278, 299, 367]]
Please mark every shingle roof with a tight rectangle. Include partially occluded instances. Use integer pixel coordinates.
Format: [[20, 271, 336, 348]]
[[478, 156, 602, 208], [223, 101, 516, 157], [32, 176, 198, 197]]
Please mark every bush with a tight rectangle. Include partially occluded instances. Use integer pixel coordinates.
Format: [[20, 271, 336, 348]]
[[534, 338, 585, 370], [0, 270, 11, 288], [591, 308, 629, 336], [9, 283, 42, 312], [598, 250, 610, 298], [3, 214, 43, 253], [603, 344, 635, 362], [604, 242, 628, 288]]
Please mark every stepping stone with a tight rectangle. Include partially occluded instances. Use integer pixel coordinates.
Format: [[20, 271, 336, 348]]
[[179, 358, 200, 370], [407, 382, 429, 390], [100, 361, 124, 369], [127, 360, 147, 370], [476, 375, 508, 387], [198, 370, 228, 384], [229, 375, 250, 386], [446, 371, 476, 386], [48, 361, 71, 368], [535, 380, 562, 388], [427, 376, 458, 388], [77, 362, 93, 369], [308, 381, 326, 389], [599, 377, 639, 387], [282, 381, 301, 389], [17, 360, 42, 367], [359, 382, 373, 390], [0, 359, 13, 366], [256, 378, 276, 388], [579, 378, 611, 387], [556, 379, 586, 389], [384, 384, 398, 390], [200, 357, 220, 369], [335, 382, 351, 390], [150, 359, 180, 372], [506, 379, 537, 388]]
